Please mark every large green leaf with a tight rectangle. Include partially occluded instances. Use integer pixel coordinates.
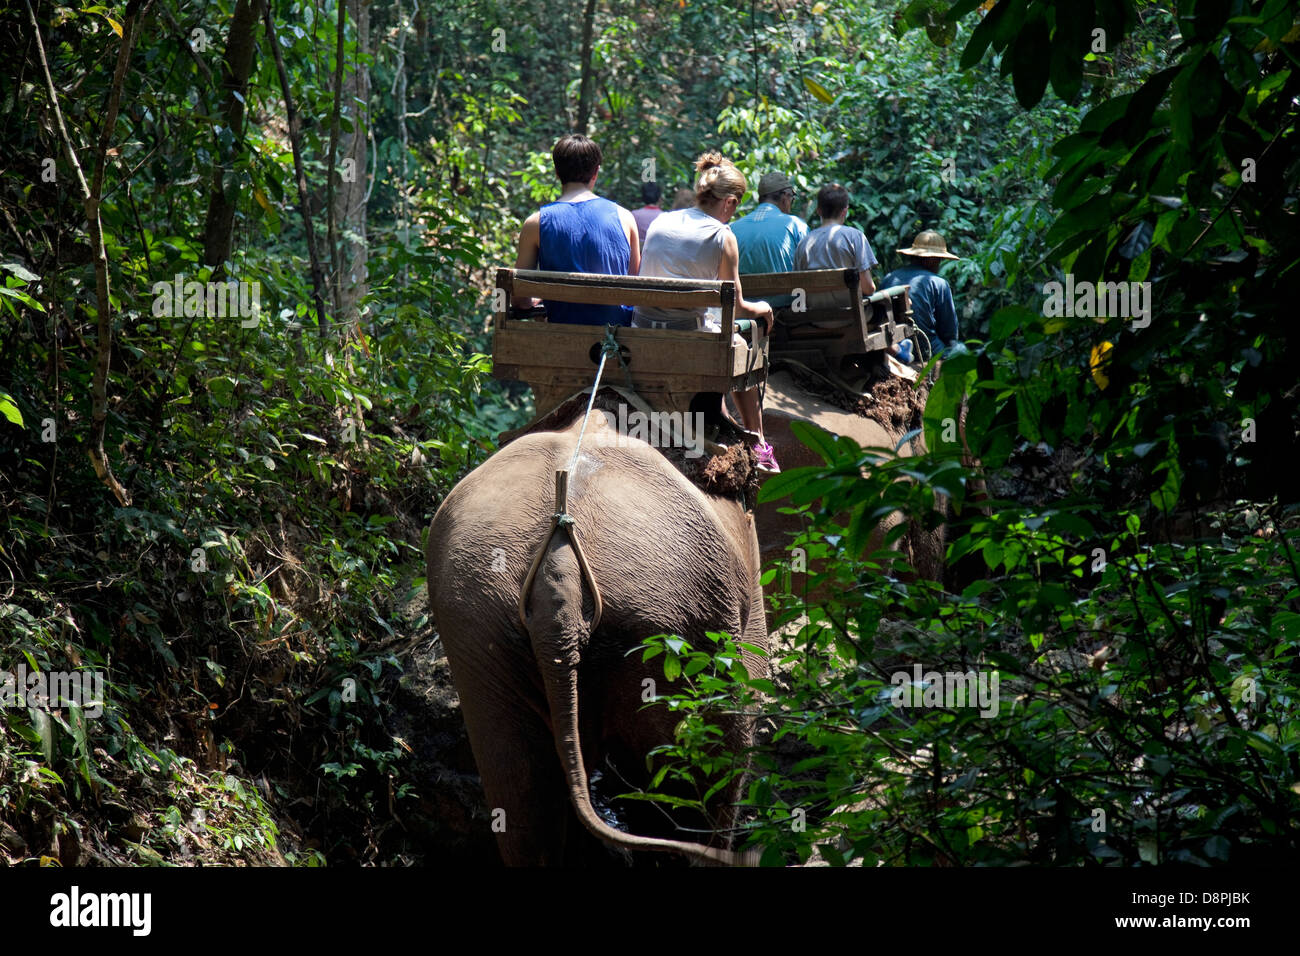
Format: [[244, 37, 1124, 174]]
[[0, 390, 23, 427], [789, 419, 842, 465], [1048, 1, 1092, 102], [756, 464, 829, 504], [960, 0, 1022, 70], [802, 76, 835, 104], [1010, 14, 1051, 108]]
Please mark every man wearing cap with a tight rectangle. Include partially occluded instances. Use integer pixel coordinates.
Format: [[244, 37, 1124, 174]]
[[729, 172, 808, 306], [882, 230, 961, 358]]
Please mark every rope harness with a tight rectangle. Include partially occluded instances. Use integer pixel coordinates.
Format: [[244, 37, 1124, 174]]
[[516, 327, 624, 634], [514, 316, 768, 633]]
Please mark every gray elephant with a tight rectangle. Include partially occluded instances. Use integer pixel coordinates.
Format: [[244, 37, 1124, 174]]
[[425, 403, 768, 866], [757, 367, 947, 582]]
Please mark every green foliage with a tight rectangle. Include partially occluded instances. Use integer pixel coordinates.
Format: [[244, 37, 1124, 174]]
[[635, 0, 1300, 867], [689, 2, 1088, 334], [3, 0, 1295, 868], [156, 762, 281, 859], [0, 0, 521, 863], [644, 450, 1299, 865], [716, 100, 835, 201], [631, 631, 768, 820]]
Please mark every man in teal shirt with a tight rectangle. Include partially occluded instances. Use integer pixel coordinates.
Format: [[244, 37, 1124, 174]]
[[729, 172, 807, 306]]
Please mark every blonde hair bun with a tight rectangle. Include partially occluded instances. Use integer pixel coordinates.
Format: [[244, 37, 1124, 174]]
[[694, 151, 727, 175], [693, 152, 746, 202]]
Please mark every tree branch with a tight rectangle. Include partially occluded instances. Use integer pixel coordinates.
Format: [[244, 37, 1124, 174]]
[[201, 0, 264, 271], [262, 2, 330, 350], [24, 0, 146, 506], [575, 0, 598, 134]]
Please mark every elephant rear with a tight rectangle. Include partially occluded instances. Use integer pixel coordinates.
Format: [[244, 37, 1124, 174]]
[[425, 413, 766, 865]]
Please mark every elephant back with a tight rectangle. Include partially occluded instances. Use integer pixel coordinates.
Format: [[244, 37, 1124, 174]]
[[426, 409, 762, 646]]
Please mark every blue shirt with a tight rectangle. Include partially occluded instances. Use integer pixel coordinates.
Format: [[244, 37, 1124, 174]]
[[730, 203, 808, 307], [882, 266, 958, 354], [538, 197, 632, 326]]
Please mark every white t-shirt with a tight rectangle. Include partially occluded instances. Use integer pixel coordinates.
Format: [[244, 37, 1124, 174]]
[[634, 207, 728, 330], [794, 223, 878, 310]]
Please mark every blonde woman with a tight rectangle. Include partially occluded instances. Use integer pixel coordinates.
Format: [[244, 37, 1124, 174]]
[[634, 153, 780, 472]]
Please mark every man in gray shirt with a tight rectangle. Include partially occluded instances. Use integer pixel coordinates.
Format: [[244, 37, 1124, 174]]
[[794, 184, 878, 311]]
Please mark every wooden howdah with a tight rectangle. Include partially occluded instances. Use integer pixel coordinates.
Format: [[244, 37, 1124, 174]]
[[491, 267, 914, 424], [491, 268, 769, 420], [740, 269, 915, 376]]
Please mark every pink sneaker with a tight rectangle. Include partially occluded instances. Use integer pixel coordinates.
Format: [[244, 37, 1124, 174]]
[[754, 441, 781, 473]]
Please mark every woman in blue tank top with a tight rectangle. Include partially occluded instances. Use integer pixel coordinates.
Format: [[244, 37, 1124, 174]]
[[514, 135, 640, 326]]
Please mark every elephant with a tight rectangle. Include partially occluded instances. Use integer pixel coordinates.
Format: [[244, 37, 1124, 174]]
[[756, 366, 947, 583], [424, 399, 768, 866]]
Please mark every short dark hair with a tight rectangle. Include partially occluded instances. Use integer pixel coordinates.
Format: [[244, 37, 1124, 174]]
[[641, 181, 662, 204], [817, 183, 849, 218], [552, 134, 602, 184]]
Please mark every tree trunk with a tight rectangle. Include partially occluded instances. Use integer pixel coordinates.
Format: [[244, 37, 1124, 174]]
[[201, 0, 263, 271], [575, 0, 597, 134], [392, 0, 413, 289], [262, 2, 330, 348], [332, 0, 370, 330], [325, 0, 348, 318]]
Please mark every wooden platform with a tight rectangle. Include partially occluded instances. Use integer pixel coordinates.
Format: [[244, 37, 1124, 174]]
[[740, 269, 915, 374], [492, 268, 768, 419]]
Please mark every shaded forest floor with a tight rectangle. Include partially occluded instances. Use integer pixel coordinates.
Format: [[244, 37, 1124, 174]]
[[1, 552, 493, 867]]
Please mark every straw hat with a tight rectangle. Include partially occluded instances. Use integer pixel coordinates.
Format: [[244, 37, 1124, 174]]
[[897, 230, 960, 260]]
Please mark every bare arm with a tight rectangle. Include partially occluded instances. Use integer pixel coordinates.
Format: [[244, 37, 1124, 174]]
[[619, 206, 641, 275], [720, 232, 773, 332], [859, 235, 877, 296], [513, 212, 541, 307], [514, 212, 540, 269]]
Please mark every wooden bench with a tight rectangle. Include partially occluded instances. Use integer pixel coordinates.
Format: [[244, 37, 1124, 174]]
[[739, 269, 914, 375], [492, 268, 769, 421]]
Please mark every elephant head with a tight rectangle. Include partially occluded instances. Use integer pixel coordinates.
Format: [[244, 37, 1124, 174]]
[[425, 401, 768, 866]]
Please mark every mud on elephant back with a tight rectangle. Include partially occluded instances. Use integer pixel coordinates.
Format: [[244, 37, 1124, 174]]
[[424, 399, 768, 866]]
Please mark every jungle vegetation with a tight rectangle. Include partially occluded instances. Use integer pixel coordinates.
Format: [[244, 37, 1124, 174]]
[[0, 0, 1296, 866]]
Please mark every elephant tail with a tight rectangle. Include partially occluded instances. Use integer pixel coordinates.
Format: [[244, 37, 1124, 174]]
[[529, 541, 755, 867]]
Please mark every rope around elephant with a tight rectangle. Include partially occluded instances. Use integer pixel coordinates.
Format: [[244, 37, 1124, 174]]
[[516, 326, 627, 634]]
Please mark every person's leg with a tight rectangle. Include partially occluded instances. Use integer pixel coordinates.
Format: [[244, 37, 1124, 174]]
[[735, 387, 765, 443], [736, 388, 780, 471]]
